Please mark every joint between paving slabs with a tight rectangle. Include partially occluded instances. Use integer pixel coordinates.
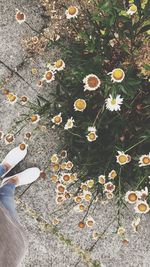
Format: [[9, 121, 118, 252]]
[[15, 197, 101, 267], [0, 59, 38, 93]]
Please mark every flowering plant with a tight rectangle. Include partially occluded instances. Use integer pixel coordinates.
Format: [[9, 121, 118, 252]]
[[27, 0, 150, 236]]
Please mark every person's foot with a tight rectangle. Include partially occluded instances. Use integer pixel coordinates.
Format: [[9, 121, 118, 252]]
[[1, 143, 28, 178], [2, 162, 11, 172], [1, 167, 41, 187], [2, 176, 19, 186]]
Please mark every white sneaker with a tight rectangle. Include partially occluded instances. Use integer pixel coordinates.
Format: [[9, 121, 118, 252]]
[[1, 144, 28, 178], [1, 167, 41, 187]]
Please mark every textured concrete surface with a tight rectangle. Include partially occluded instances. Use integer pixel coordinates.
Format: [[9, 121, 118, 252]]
[[0, 1, 150, 267]]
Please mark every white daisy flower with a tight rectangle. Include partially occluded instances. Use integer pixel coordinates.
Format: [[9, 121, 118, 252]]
[[125, 191, 138, 204], [86, 216, 95, 227], [131, 217, 141, 232], [24, 132, 32, 140], [74, 99, 87, 112], [65, 6, 79, 19], [105, 94, 123, 111], [86, 131, 98, 142], [137, 187, 148, 200], [7, 93, 18, 104], [116, 151, 131, 165], [20, 95, 29, 105], [83, 74, 101, 91], [43, 70, 55, 83], [65, 161, 74, 170], [107, 68, 125, 83], [138, 153, 150, 167], [55, 195, 65, 205], [134, 200, 150, 214], [106, 192, 114, 199], [50, 154, 59, 163], [15, 9, 26, 24], [51, 113, 62, 125], [92, 230, 99, 240], [83, 191, 92, 201], [54, 59, 65, 71], [127, 4, 137, 15], [87, 179, 94, 188], [19, 143, 28, 151], [64, 117, 75, 130], [4, 134, 15, 145], [74, 195, 83, 203], [117, 226, 125, 236], [74, 204, 86, 213], [87, 126, 97, 132], [30, 114, 40, 124], [98, 175, 106, 184], [103, 182, 115, 193], [108, 170, 117, 180]]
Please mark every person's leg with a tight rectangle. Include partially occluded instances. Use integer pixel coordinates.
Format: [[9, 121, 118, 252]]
[[0, 164, 6, 177], [0, 177, 19, 220]]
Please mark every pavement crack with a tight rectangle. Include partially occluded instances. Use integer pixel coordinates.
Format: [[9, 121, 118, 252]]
[[0, 59, 38, 93]]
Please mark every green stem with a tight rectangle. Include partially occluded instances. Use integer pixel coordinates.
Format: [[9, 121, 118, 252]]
[[124, 137, 148, 153]]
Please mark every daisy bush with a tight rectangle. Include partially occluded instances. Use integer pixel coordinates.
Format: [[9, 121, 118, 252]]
[[29, 0, 150, 234], [1, 0, 150, 241]]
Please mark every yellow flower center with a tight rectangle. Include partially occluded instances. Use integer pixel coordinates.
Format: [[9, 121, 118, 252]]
[[79, 205, 85, 211], [130, 4, 137, 12], [112, 69, 124, 80], [87, 220, 94, 227], [6, 135, 14, 142], [54, 116, 61, 123], [3, 89, 9, 95], [19, 143, 26, 150], [75, 99, 86, 110], [61, 163, 67, 170], [78, 221, 85, 229], [67, 162, 73, 168], [53, 163, 60, 171], [111, 171, 117, 178], [75, 196, 82, 203], [63, 174, 70, 181], [55, 60, 63, 68], [31, 115, 38, 122], [51, 157, 57, 163], [118, 154, 127, 163], [65, 192, 71, 199], [7, 94, 16, 102], [51, 175, 58, 182], [111, 98, 116, 105], [99, 177, 105, 184], [16, 12, 25, 21], [128, 193, 137, 202], [85, 194, 91, 201], [106, 183, 114, 191], [143, 156, 150, 164], [57, 185, 65, 193], [88, 132, 96, 141], [21, 96, 28, 102], [87, 181, 94, 188], [68, 6, 77, 15], [57, 196, 63, 203], [81, 184, 88, 190], [25, 132, 31, 139], [138, 203, 147, 212], [87, 76, 99, 88], [45, 71, 53, 80]]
